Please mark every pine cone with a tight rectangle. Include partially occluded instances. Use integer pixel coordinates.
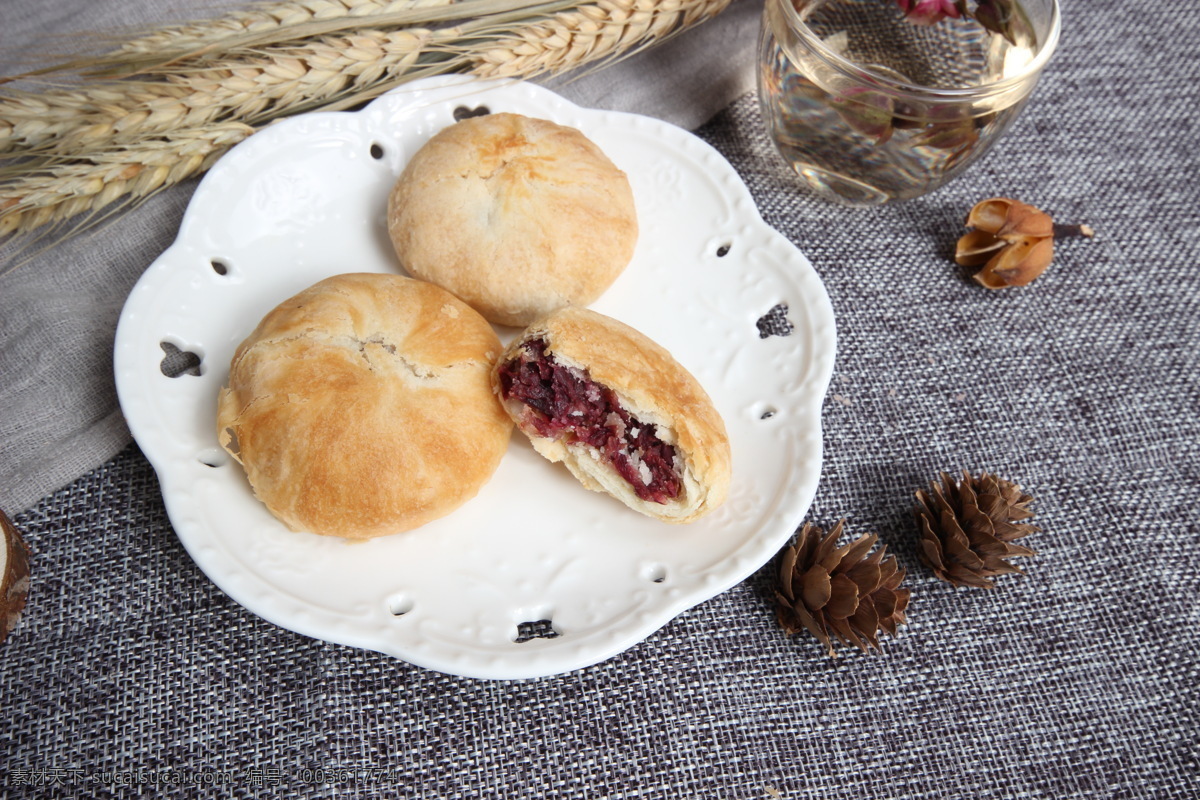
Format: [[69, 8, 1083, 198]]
[[775, 520, 910, 658], [915, 470, 1038, 588]]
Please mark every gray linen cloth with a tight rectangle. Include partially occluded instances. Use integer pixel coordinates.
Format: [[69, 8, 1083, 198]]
[[0, 0, 761, 513]]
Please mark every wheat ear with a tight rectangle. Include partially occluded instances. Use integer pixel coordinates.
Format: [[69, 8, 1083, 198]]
[[9, 0, 550, 81], [0, 83, 194, 156], [115, 0, 459, 57], [0, 0, 657, 156], [470, 0, 733, 77], [0, 123, 253, 237], [2, 0, 458, 81], [0, 27, 459, 155], [2, 0, 734, 238], [0, 1, 591, 154]]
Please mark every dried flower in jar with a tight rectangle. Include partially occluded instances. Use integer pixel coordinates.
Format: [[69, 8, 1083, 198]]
[[895, 0, 1025, 44], [895, 0, 962, 26]]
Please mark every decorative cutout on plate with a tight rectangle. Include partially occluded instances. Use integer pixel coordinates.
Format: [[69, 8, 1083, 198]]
[[159, 341, 202, 378], [756, 303, 794, 339], [453, 105, 490, 121], [515, 619, 559, 642], [643, 563, 668, 583]]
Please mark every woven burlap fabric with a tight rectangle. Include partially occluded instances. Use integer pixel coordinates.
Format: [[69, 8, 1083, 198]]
[[3, 0, 1200, 797]]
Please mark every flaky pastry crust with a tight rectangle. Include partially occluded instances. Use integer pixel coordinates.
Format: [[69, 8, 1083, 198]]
[[387, 113, 637, 327], [217, 273, 511, 539], [493, 307, 731, 523]]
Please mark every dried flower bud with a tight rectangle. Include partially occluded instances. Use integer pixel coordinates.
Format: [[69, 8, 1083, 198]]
[[912, 118, 978, 151], [895, 0, 962, 26], [829, 87, 895, 144], [956, 197, 1055, 289], [896, 0, 1028, 47], [966, 197, 1053, 238], [974, 0, 1024, 44]]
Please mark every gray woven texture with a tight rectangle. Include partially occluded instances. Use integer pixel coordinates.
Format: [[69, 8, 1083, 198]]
[[3, 0, 1199, 797]]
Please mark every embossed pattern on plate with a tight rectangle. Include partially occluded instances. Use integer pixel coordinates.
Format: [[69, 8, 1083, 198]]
[[114, 76, 837, 679]]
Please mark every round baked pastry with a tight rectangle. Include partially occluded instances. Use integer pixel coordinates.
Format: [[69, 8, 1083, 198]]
[[387, 112, 638, 327], [493, 307, 731, 523], [217, 273, 511, 539]]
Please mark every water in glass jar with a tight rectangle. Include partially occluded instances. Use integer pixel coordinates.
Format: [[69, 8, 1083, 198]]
[[759, 0, 1042, 205]]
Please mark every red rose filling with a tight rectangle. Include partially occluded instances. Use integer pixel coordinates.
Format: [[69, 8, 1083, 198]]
[[497, 338, 682, 504]]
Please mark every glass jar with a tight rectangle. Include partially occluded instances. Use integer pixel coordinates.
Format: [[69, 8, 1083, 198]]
[[758, 0, 1061, 206]]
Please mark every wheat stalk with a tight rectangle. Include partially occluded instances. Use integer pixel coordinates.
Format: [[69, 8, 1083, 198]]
[[11, 0, 555, 82], [115, 0, 459, 57], [1, 0, 726, 154], [0, 0, 733, 242], [469, 0, 732, 77], [1, 1, 581, 155], [1, 27, 462, 155], [0, 123, 253, 237]]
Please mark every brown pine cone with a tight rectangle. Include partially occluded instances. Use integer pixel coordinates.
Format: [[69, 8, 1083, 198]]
[[775, 520, 910, 658], [915, 470, 1038, 588]]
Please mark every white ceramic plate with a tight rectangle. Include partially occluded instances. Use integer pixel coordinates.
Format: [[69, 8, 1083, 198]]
[[114, 76, 836, 679]]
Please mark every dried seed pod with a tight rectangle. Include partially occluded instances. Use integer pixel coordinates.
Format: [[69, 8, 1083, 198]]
[[956, 197, 1055, 289], [775, 520, 910, 657], [974, 235, 1055, 289]]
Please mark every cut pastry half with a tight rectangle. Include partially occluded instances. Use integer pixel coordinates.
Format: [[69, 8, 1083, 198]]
[[493, 307, 730, 523]]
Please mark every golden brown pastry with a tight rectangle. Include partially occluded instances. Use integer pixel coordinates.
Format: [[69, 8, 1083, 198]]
[[387, 112, 637, 327], [492, 307, 730, 523], [217, 273, 511, 539]]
